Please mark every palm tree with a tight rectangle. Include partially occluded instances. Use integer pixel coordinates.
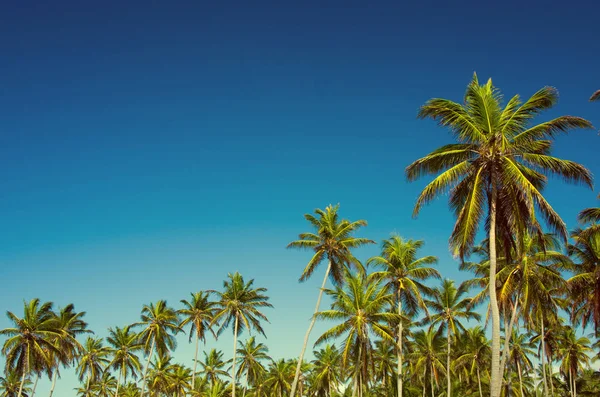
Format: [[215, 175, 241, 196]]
[[287, 204, 374, 397], [212, 272, 272, 397], [423, 279, 480, 397], [106, 325, 143, 397], [406, 74, 593, 397], [558, 327, 592, 397], [406, 328, 446, 397], [1, 299, 60, 397], [146, 355, 173, 395], [166, 365, 192, 397], [367, 235, 439, 397], [310, 345, 342, 397], [315, 271, 397, 397], [92, 372, 118, 397], [567, 227, 600, 336], [76, 337, 112, 394], [134, 300, 180, 397], [264, 359, 294, 397], [506, 330, 535, 397], [0, 369, 32, 397], [120, 383, 141, 397], [179, 291, 217, 391], [236, 337, 270, 397], [199, 349, 230, 387], [48, 304, 90, 397], [455, 326, 490, 397]]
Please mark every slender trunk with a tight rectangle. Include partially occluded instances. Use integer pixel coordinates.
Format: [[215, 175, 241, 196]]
[[549, 363, 555, 397], [489, 179, 501, 397], [568, 367, 573, 397], [447, 328, 451, 397], [572, 367, 577, 397], [192, 332, 200, 392], [140, 337, 156, 397], [540, 318, 548, 397], [115, 369, 122, 397], [31, 374, 39, 397], [477, 367, 483, 397], [17, 369, 27, 397], [516, 360, 524, 397], [242, 369, 249, 397], [430, 369, 435, 397], [397, 295, 403, 397], [290, 261, 332, 397], [232, 315, 239, 397], [500, 300, 520, 379], [48, 370, 58, 397], [86, 376, 91, 396]]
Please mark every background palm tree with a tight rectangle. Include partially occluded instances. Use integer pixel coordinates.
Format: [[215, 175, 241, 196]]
[[287, 204, 374, 397], [406, 73, 593, 397], [310, 345, 342, 397], [179, 291, 217, 391], [0, 369, 32, 397], [455, 326, 490, 397], [76, 337, 111, 394], [423, 279, 480, 397], [558, 327, 592, 397], [0, 299, 60, 397], [92, 372, 117, 397], [134, 300, 180, 397], [212, 272, 272, 397], [106, 325, 143, 397], [406, 328, 445, 397], [198, 349, 230, 387], [236, 337, 269, 397], [264, 359, 294, 397], [367, 235, 439, 397], [315, 271, 397, 397]]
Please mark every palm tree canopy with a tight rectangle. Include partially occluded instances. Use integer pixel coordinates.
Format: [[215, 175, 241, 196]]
[[423, 279, 481, 335], [106, 325, 143, 380], [406, 73, 593, 258], [287, 204, 375, 285], [76, 336, 111, 383], [179, 291, 218, 343], [135, 300, 181, 357]]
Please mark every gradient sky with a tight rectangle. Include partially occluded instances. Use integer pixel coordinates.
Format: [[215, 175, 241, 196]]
[[1, 0, 599, 395]]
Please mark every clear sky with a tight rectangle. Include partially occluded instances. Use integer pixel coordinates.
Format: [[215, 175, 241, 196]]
[[1, 0, 599, 394]]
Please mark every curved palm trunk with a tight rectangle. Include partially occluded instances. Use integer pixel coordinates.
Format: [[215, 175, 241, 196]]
[[516, 360, 524, 397], [572, 367, 577, 397], [500, 300, 520, 380], [397, 296, 403, 397], [447, 329, 451, 397], [115, 369, 123, 397], [192, 332, 200, 393], [232, 315, 239, 397], [489, 180, 501, 397], [290, 261, 331, 397], [140, 337, 156, 397], [477, 367, 483, 397], [31, 373, 39, 397], [540, 318, 548, 397], [242, 369, 249, 397], [430, 369, 435, 397], [48, 370, 58, 397], [17, 369, 27, 397]]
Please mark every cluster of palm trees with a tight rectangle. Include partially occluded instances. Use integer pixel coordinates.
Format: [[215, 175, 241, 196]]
[[2, 76, 600, 397]]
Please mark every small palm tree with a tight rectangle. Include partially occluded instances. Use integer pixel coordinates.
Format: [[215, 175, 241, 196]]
[[310, 345, 342, 397], [423, 279, 480, 397], [454, 326, 490, 397], [558, 327, 592, 397], [315, 272, 397, 397], [166, 365, 192, 397], [0, 299, 60, 397], [199, 349, 230, 387], [367, 235, 439, 397], [264, 359, 294, 397], [179, 291, 217, 390], [146, 355, 173, 395], [120, 382, 141, 397], [76, 337, 112, 393], [134, 300, 180, 397], [236, 337, 270, 397], [106, 325, 143, 397], [212, 272, 272, 397], [92, 372, 118, 397], [0, 369, 32, 397], [406, 328, 446, 397], [288, 204, 374, 397]]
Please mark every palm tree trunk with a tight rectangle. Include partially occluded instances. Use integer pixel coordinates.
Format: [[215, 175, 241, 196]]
[[242, 369, 249, 397], [447, 329, 451, 397], [140, 337, 156, 397], [540, 318, 548, 397], [477, 367, 483, 397], [115, 369, 122, 397], [516, 360, 524, 397], [192, 332, 200, 392], [500, 300, 520, 379], [232, 315, 239, 397], [572, 367, 577, 397], [48, 370, 58, 397], [397, 295, 403, 397], [489, 179, 501, 397], [31, 373, 39, 397], [86, 376, 91, 396], [17, 369, 27, 397], [430, 369, 435, 397], [290, 261, 331, 397]]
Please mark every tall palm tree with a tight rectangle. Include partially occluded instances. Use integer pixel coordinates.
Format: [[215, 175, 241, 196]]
[[198, 349, 230, 387], [76, 337, 112, 394], [367, 235, 439, 397], [455, 326, 490, 397], [287, 204, 374, 397], [310, 345, 342, 397], [315, 271, 397, 397], [134, 300, 180, 397], [212, 272, 272, 397], [406, 74, 593, 397], [236, 337, 270, 397], [406, 328, 446, 397], [106, 325, 143, 397], [0, 369, 32, 397], [48, 304, 90, 397], [0, 299, 60, 397], [558, 327, 592, 397], [179, 291, 217, 391], [423, 279, 480, 397]]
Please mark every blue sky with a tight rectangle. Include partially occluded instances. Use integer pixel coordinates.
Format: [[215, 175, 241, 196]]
[[1, 0, 599, 394]]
